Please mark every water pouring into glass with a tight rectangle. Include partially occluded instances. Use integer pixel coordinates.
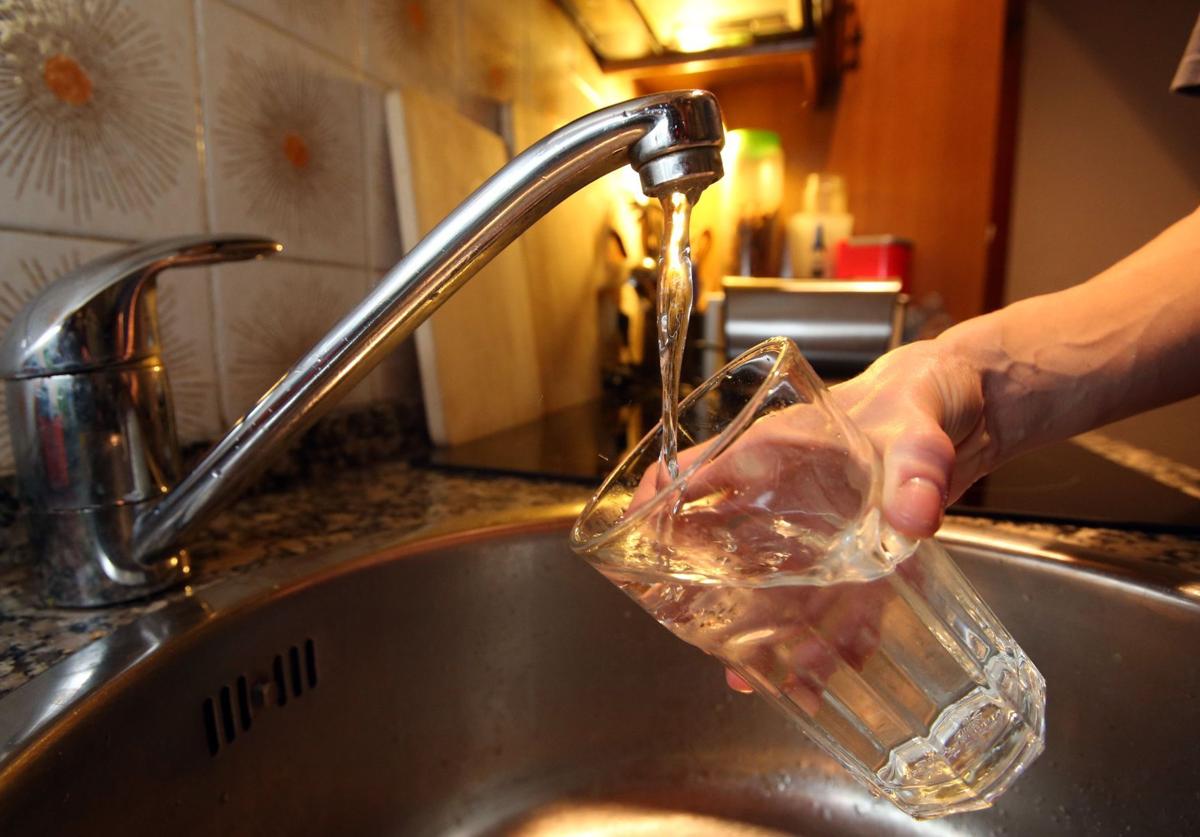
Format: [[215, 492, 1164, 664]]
[[571, 192, 1045, 820]]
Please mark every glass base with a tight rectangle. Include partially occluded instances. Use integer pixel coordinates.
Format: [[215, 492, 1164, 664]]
[[876, 668, 1047, 819]]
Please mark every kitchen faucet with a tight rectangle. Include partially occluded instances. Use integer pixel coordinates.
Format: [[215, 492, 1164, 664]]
[[0, 90, 724, 606]]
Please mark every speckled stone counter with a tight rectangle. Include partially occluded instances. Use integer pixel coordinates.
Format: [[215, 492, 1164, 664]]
[[1, 431, 1197, 701], [0, 462, 590, 698]]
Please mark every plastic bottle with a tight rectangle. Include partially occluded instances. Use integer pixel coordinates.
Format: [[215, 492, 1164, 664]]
[[787, 174, 854, 278], [722, 129, 785, 276]]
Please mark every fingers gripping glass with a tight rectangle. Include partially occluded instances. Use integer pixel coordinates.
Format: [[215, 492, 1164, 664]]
[[571, 338, 1045, 819]]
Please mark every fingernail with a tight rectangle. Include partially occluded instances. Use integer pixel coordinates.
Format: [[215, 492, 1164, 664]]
[[900, 476, 946, 501], [892, 477, 945, 536]]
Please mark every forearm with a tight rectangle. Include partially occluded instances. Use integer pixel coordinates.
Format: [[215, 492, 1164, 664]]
[[939, 206, 1200, 465]]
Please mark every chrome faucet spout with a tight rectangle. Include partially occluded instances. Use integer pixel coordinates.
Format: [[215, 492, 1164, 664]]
[[0, 90, 725, 605], [134, 90, 723, 565]]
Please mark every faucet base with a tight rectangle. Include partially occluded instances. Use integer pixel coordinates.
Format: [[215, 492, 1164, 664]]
[[28, 506, 191, 608], [37, 551, 190, 608]]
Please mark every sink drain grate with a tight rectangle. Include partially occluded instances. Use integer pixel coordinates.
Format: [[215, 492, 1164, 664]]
[[202, 638, 319, 756]]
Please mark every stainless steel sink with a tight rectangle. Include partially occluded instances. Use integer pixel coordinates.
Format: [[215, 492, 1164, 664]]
[[2, 508, 1199, 835]]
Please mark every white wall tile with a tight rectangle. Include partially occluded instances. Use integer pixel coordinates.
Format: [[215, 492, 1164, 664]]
[[200, 0, 368, 265], [223, 0, 362, 68], [0, 0, 205, 239], [516, 0, 578, 129], [156, 267, 226, 443], [362, 0, 460, 94], [461, 0, 523, 103], [211, 257, 374, 422], [0, 0, 625, 455]]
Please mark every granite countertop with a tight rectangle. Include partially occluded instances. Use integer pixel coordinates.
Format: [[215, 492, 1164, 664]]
[[0, 461, 591, 699], [1, 431, 1198, 701]]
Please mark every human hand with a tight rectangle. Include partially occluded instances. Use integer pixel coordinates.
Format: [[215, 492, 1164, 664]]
[[722, 575, 892, 713], [830, 338, 988, 539], [625, 398, 893, 711], [626, 444, 892, 715], [630, 339, 987, 698], [632, 338, 988, 542], [628, 402, 877, 577]]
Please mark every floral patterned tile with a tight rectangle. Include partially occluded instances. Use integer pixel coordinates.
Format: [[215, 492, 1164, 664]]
[[461, 0, 524, 103], [0, 0, 205, 239], [155, 266, 226, 443], [200, 0, 368, 266], [516, 0, 580, 131], [361, 0, 460, 95], [223, 0, 362, 68], [0, 230, 223, 477], [211, 256, 375, 423], [512, 0, 632, 152]]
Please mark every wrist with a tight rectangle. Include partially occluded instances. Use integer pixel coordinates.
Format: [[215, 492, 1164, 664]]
[[929, 311, 1019, 470]]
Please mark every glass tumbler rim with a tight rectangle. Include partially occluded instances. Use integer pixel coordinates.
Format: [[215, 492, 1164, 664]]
[[570, 335, 801, 555]]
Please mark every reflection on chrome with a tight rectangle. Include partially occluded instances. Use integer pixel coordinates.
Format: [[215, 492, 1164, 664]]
[[505, 802, 793, 836], [0, 91, 726, 607]]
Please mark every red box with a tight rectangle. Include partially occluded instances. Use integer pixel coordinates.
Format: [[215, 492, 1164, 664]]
[[835, 235, 913, 290]]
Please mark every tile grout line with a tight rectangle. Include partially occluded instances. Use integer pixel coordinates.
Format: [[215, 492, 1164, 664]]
[[0, 224, 374, 274], [0, 225, 137, 247], [192, 0, 229, 432], [215, 0, 369, 82], [211, 0, 482, 98]]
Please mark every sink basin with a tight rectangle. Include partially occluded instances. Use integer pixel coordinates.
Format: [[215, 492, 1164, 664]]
[[2, 508, 1199, 834]]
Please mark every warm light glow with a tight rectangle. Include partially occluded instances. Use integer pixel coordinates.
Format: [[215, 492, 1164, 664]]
[[569, 72, 604, 108], [721, 128, 783, 214], [611, 162, 648, 208], [570, 0, 805, 61], [635, 0, 804, 54], [671, 22, 730, 53], [721, 125, 744, 165], [502, 801, 792, 836]]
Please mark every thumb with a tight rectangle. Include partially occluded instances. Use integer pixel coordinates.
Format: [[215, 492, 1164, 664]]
[[880, 421, 956, 539]]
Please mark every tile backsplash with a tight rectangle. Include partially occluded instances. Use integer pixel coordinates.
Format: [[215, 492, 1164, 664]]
[[0, 0, 635, 476], [0, 0, 206, 238]]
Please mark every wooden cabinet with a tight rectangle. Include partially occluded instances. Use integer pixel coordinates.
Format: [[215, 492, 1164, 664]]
[[631, 0, 1020, 321]]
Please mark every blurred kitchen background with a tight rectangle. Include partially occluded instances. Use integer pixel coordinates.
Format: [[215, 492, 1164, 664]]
[[0, 0, 1197, 484]]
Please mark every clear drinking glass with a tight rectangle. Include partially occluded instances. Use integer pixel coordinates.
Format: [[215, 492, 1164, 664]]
[[570, 337, 1045, 819]]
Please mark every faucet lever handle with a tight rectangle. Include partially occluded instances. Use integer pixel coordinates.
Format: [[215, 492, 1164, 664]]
[[0, 234, 281, 379], [0, 234, 281, 606]]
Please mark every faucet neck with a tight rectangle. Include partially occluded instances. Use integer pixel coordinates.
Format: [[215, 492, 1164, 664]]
[[134, 90, 724, 566]]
